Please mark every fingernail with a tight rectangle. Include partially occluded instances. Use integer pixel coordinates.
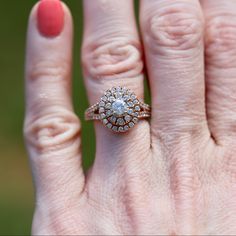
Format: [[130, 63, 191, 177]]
[[37, 0, 64, 37]]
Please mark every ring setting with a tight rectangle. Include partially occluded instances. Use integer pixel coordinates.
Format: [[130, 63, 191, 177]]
[[85, 86, 151, 133]]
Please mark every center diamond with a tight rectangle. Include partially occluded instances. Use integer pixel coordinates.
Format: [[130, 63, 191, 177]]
[[112, 99, 127, 117]]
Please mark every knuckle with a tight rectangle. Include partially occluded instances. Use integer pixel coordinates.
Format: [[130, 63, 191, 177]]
[[28, 59, 70, 81], [24, 109, 81, 154], [144, 6, 203, 54], [82, 38, 143, 80], [205, 15, 236, 68]]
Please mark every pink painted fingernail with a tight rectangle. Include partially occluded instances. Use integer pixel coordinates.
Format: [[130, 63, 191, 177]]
[[37, 0, 64, 37]]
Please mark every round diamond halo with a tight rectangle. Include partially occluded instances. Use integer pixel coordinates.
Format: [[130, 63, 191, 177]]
[[98, 87, 141, 132], [85, 86, 151, 133]]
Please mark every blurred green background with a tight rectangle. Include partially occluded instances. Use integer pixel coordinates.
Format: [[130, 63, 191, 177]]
[[0, 0, 95, 235]]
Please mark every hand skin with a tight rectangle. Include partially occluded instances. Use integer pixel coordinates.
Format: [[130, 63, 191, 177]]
[[24, 0, 236, 235]]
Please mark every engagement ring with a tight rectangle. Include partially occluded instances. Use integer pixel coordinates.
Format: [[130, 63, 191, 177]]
[[85, 86, 151, 133]]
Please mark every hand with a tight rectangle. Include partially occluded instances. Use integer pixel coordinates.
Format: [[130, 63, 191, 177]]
[[24, 0, 236, 235]]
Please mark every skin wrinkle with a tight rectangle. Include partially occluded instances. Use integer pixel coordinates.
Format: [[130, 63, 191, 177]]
[[24, 110, 80, 154], [85, 21, 134, 40], [82, 39, 143, 79], [143, 2, 204, 55], [148, 14, 203, 52], [27, 59, 70, 81]]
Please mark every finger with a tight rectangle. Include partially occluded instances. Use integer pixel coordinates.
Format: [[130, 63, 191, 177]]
[[24, 0, 84, 203], [140, 0, 209, 142], [82, 0, 150, 169], [200, 0, 236, 144]]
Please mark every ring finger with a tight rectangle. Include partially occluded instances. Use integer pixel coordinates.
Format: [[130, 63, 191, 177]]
[[82, 0, 150, 172]]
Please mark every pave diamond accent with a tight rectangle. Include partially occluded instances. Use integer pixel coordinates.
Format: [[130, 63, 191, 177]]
[[117, 118, 125, 125], [125, 115, 131, 122]]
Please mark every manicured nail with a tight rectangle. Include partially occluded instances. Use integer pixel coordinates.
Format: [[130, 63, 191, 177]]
[[37, 0, 64, 37]]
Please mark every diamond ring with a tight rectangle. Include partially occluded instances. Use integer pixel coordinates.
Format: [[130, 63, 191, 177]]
[[85, 86, 151, 133]]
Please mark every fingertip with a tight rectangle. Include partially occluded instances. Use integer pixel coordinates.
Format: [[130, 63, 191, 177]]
[[25, 0, 74, 112], [27, 0, 72, 40], [37, 0, 64, 37]]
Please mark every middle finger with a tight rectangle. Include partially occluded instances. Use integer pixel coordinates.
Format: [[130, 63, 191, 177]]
[[140, 0, 210, 143]]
